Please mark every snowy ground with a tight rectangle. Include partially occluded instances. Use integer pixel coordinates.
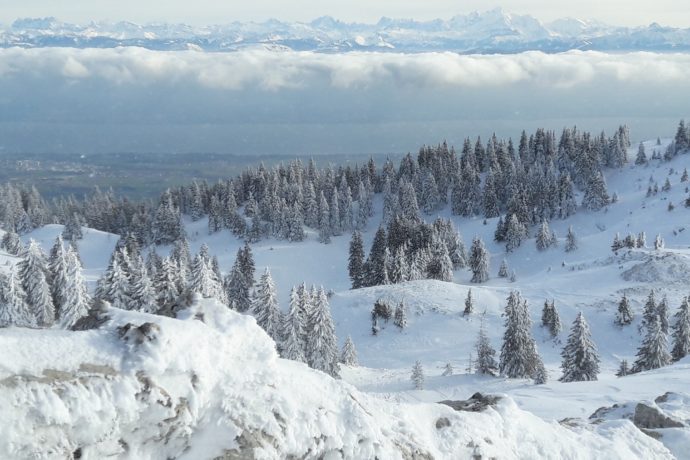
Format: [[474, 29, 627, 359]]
[[4, 138, 690, 457]]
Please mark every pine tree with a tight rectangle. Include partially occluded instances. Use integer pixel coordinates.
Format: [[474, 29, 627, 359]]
[[582, 171, 610, 211], [411, 360, 424, 390], [281, 286, 306, 363], [48, 235, 69, 319], [59, 247, 90, 329], [535, 220, 553, 251], [499, 291, 542, 379], [504, 214, 527, 252], [348, 230, 365, 289], [190, 254, 215, 299], [394, 300, 407, 329], [128, 261, 158, 314], [498, 259, 509, 278], [641, 290, 657, 333], [17, 239, 55, 327], [365, 226, 388, 287], [1, 231, 23, 255], [469, 236, 490, 283], [560, 312, 600, 382], [671, 297, 690, 361], [427, 237, 453, 282], [615, 294, 634, 326], [0, 270, 34, 328], [252, 268, 283, 346], [318, 191, 331, 244], [475, 319, 498, 376], [633, 315, 671, 372], [306, 287, 339, 377], [635, 142, 647, 165], [533, 361, 548, 385], [657, 295, 670, 334], [616, 360, 630, 377], [155, 257, 180, 310], [541, 300, 561, 338], [225, 244, 254, 312], [463, 289, 474, 316], [340, 335, 358, 366]]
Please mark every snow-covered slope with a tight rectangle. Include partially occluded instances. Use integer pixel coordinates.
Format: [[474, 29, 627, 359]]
[[3, 9, 690, 53], [6, 138, 690, 457], [0, 299, 673, 459]]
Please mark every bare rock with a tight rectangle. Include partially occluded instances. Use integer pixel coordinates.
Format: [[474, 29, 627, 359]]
[[439, 393, 502, 413], [633, 403, 685, 429]]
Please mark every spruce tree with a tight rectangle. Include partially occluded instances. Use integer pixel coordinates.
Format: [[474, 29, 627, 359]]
[[633, 315, 671, 372], [657, 295, 670, 334], [498, 259, 509, 278], [616, 360, 630, 377], [155, 257, 180, 311], [641, 290, 657, 333], [469, 236, 490, 283], [48, 235, 69, 319], [560, 312, 600, 382], [635, 142, 647, 165], [541, 300, 561, 338], [365, 227, 388, 287], [225, 244, 254, 312], [411, 360, 424, 390], [475, 319, 498, 376], [340, 335, 358, 366], [504, 214, 527, 252], [18, 239, 55, 327], [499, 291, 541, 379], [565, 226, 578, 252], [394, 300, 407, 329], [615, 294, 634, 326], [252, 268, 283, 346], [463, 289, 474, 316], [348, 230, 365, 289], [0, 270, 34, 328], [671, 297, 690, 361], [306, 287, 339, 377], [1, 231, 23, 255], [128, 261, 157, 314], [59, 247, 90, 329], [318, 191, 331, 244], [582, 171, 610, 211], [535, 220, 553, 251], [281, 286, 306, 363]]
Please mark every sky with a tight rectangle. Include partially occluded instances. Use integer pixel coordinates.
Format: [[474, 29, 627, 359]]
[[0, 0, 689, 27]]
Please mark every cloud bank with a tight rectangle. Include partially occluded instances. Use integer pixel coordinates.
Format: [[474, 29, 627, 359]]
[[0, 47, 688, 155], [1, 47, 690, 91]]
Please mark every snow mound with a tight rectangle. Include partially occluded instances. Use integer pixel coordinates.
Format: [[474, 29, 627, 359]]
[[0, 298, 672, 459], [621, 251, 690, 285]]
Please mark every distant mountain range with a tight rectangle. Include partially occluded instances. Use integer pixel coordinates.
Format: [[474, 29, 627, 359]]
[[3, 8, 690, 54]]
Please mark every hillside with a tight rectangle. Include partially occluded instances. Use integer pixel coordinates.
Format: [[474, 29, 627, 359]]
[[2, 137, 690, 457]]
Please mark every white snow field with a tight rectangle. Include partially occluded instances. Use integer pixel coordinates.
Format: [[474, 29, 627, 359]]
[[1, 138, 690, 458]]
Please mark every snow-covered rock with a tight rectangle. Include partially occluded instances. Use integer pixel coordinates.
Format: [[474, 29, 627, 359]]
[[0, 299, 673, 459]]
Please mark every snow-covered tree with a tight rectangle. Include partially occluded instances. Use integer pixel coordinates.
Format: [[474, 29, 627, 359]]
[[1, 231, 23, 255], [155, 257, 180, 310], [616, 360, 630, 377], [615, 294, 634, 326], [641, 290, 657, 334], [463, 289, 474, 316], [411, 360, 424, 390], [475, 319, 498, 376], [498, 259, 509, 278], [225, 244, 255, 312], [17, 239, 55, 327], [635, 142, 647, 165], [499, 291, 542, 379], [654, 234, 664, 250], [535, 220, 553, 251], [541, 300, 561, 338], [128, 262, 158, 314], [469, 236, 490, 283], [671, 297, 690, 361], [560, 312, 600, 382], [306, 287, 339, 377], [582, 171, 610, 211], [0, 270, 34, 328], [657, 295, 670, 334], [504, 214, 527, 252], [59, 247, 90, 329], [252, 268, 282, 346], [348, 231, 365, 289], [394, 300, 407, 330], [340, 335, 358, 366], [633, 315, 671, 372], [281, 286, 306, 363], [442, 362, 454, 376]]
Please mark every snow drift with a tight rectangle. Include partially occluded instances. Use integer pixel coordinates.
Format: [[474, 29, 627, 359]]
[[0, 298, 672, 459]]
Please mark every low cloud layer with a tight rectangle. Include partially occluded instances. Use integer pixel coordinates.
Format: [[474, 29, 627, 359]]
[[1, 47, 690, 90], [0, 47, 688, 155]]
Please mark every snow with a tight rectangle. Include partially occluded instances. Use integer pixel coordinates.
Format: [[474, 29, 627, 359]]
[[2, 138, 690, 456], [0, 299, 674, 458]]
